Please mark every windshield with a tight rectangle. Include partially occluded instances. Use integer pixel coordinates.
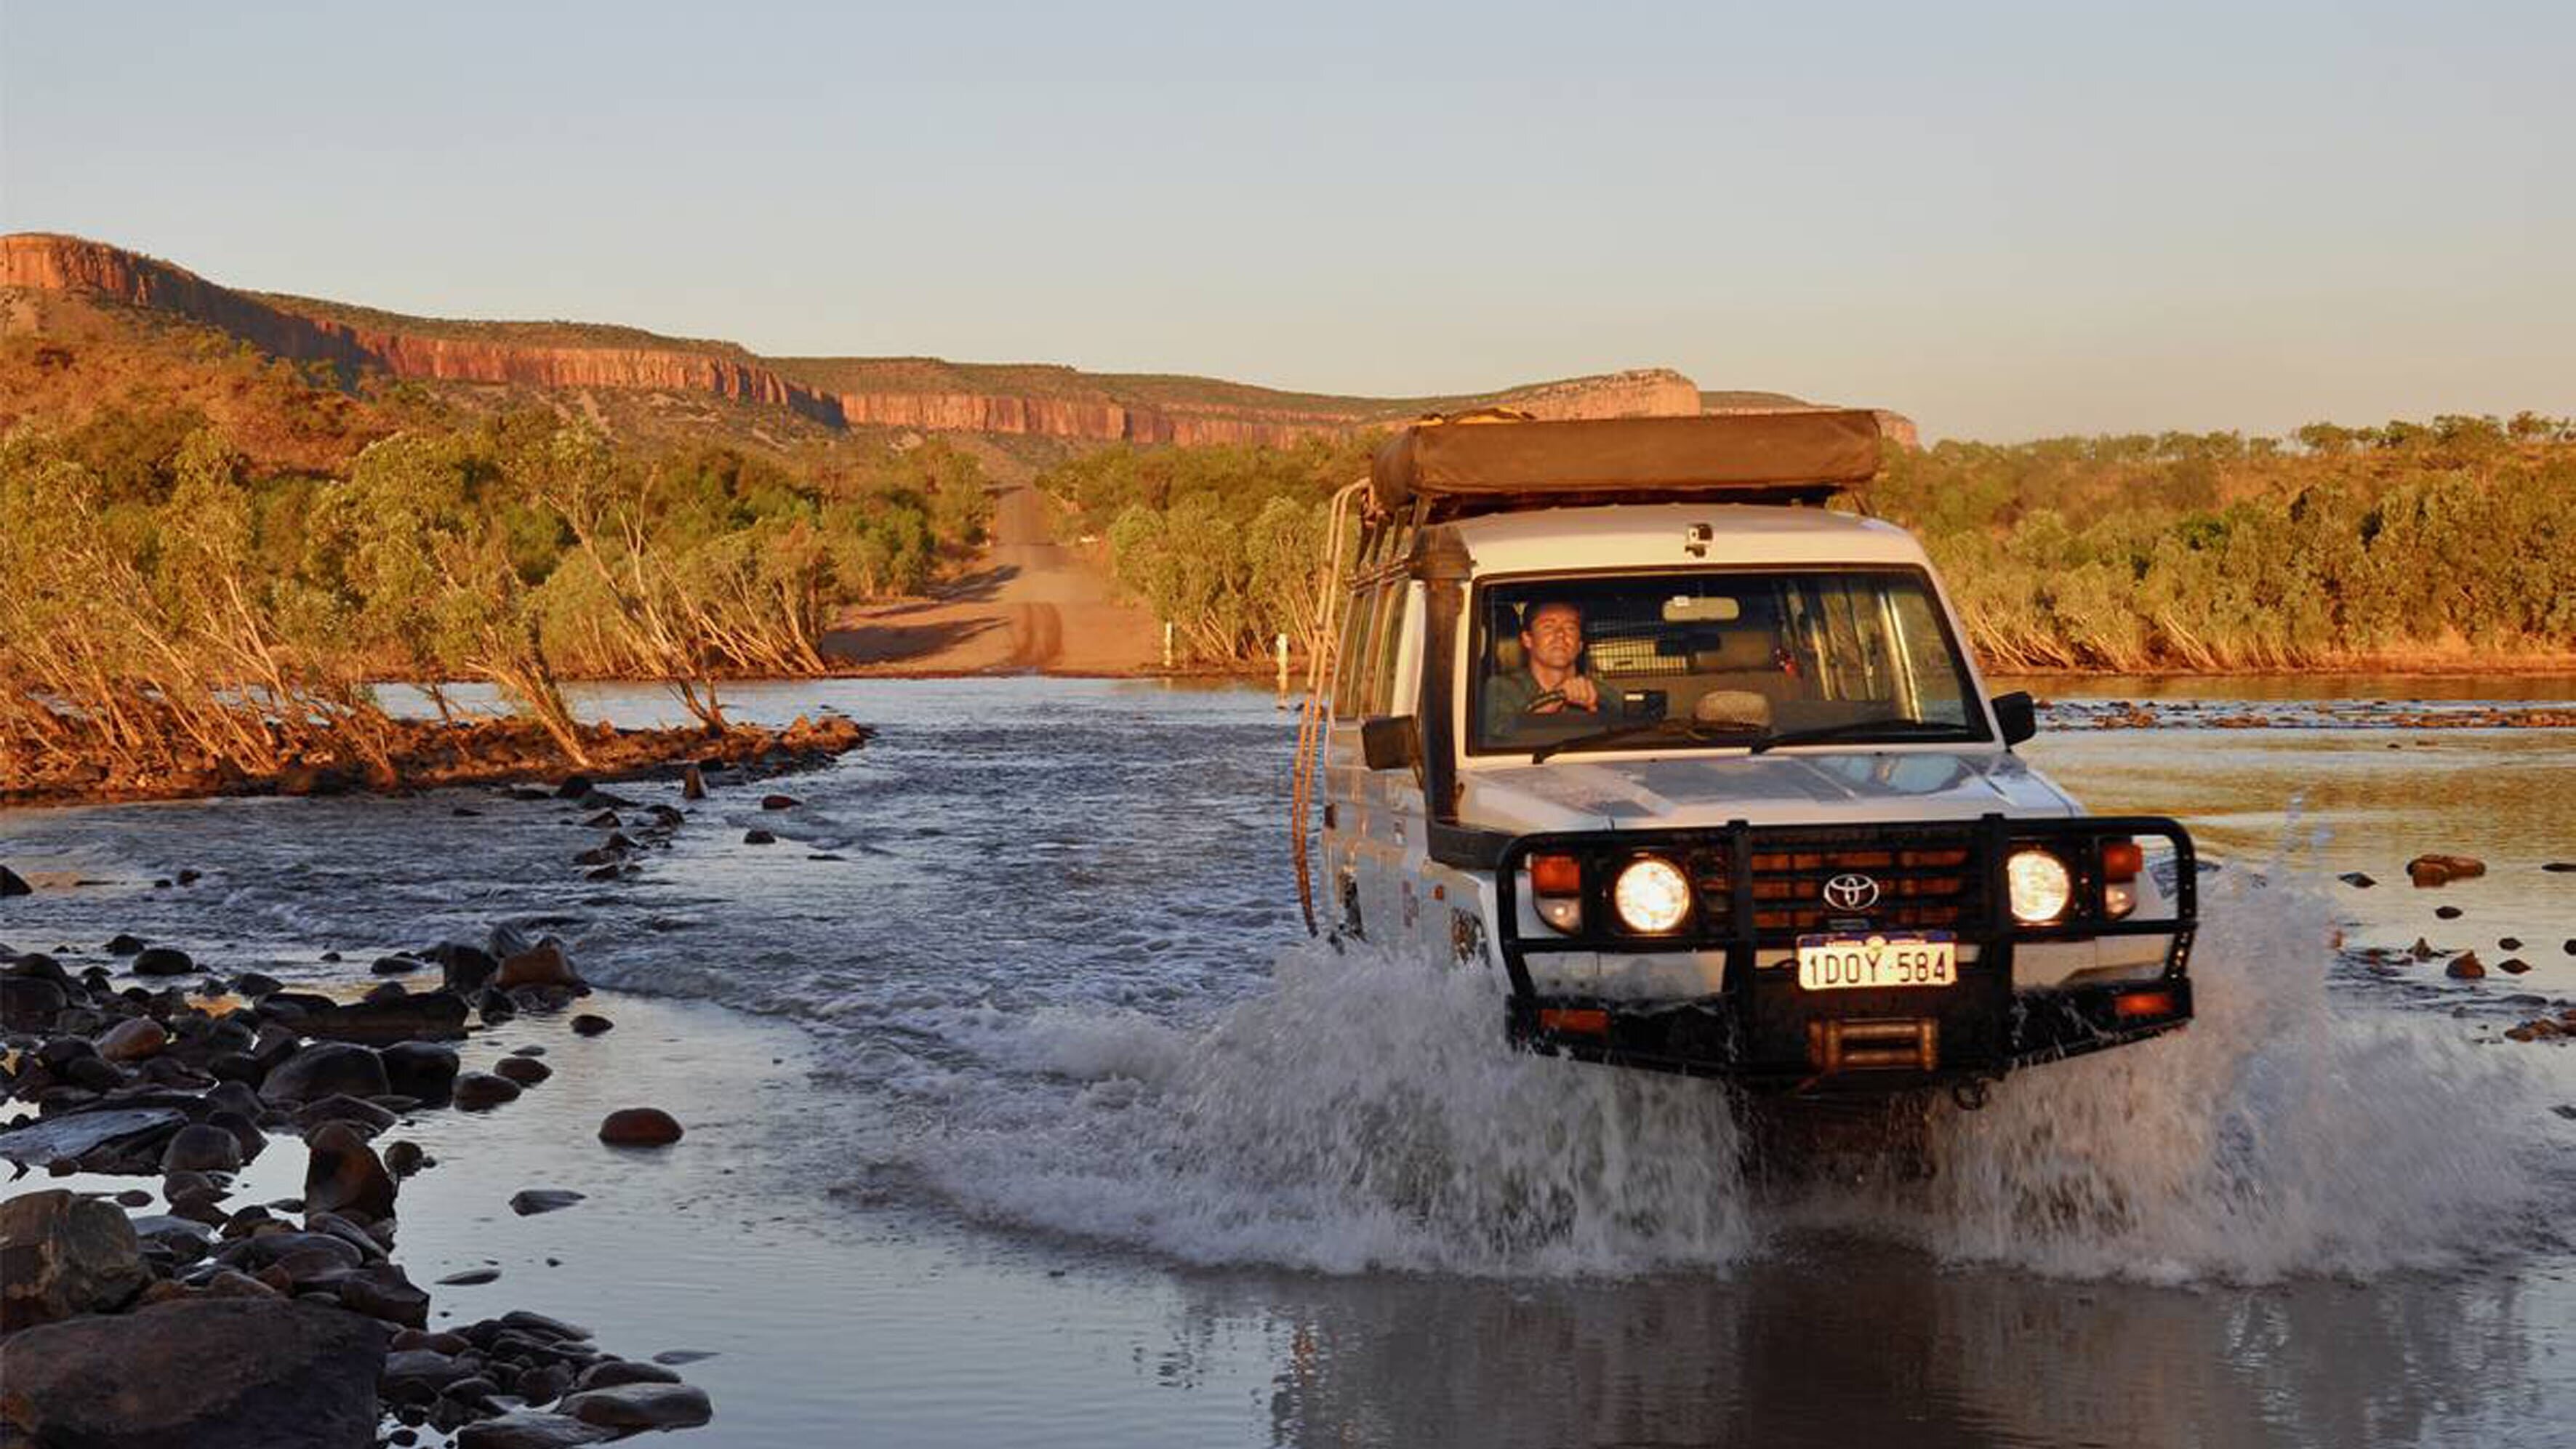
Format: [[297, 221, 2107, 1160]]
[[1471, 569, 1987, 756]]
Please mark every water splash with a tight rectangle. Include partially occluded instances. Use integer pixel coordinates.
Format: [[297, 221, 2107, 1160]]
[[904, 867, 2553, 1282]]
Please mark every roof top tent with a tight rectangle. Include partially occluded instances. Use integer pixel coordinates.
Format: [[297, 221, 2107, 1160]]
[[1366, 408, 1886, 526]]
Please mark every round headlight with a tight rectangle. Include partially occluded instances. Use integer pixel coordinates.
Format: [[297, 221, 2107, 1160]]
[[1613, 857, 1692, 934], [2007, 849, 2072, 923]]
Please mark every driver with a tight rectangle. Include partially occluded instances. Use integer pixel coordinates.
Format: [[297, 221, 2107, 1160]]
[[1484, 599, 1599, 734]]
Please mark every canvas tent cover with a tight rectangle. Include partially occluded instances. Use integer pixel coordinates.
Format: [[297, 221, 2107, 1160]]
[[1370, 409, 1883, 518]]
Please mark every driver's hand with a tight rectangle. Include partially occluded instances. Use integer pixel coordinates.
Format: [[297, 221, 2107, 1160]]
[[1561, 675, 1600, 712]]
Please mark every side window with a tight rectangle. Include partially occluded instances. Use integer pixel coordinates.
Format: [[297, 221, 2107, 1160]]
[[1332, 583, 1379, 720], [1368, 583, 1410, 715]]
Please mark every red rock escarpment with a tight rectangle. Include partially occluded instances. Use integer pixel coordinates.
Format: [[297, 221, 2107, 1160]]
[[4, 233, 1709, 445]]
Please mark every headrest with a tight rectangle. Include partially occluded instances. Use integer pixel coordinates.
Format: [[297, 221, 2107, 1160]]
[[1688, 628, 1774, 673], [1493, 635, 1525, 673]]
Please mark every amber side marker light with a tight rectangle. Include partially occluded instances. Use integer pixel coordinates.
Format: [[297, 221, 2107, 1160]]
[[1530, 854, 1583, 896], [2101, 840, 2143, 880], [1538, 1008, 1611, 1036], [2113, 989, 2177, 1019]]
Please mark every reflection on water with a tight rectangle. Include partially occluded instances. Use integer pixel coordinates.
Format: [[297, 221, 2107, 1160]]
[[1228, 1248, 2552, 1449], [2007, 671, 2576, 704]]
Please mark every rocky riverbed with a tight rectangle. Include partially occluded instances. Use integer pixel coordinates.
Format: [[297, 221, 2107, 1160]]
[[0, 751, 880, 1447]]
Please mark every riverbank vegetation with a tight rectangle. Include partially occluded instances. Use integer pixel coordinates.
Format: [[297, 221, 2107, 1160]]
[[1050, 414, 2576, 673], [0, 401, 985, 798]]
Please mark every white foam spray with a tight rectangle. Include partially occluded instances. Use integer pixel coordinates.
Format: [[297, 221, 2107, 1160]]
[[900, 864, 2555, 1283]]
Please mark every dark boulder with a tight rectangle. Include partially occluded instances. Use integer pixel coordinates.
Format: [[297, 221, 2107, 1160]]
[[743, 829, 775, 845], [161, 1123, 246, 1175], [0, 974, 68, 1030], [107, 933, 147, 955], [99, 1017, 169, 1062], [304, 1122, 398, 1223], [260, 1043, 390, 1107], [597, 1107, 683, 1147], [2406, 854, 2486, 888], [760, 793, 799, 811], [233, 970, 285, 998], [0, 1189, 151, 1330], [0, 1298, 386, 1448], [574, 1358, 681, 1389], [433, 942, 499, 995], [381, 1041, 461, 1102], [558, 1382, 713, 1432], [492, 1056, 552, 1087], [0, 864, 31, 896], [452, 1073, 522, 1112], [382, 1139, 428, 1177], [494, 939, 581, 992], [300, 990, 470, 1045], [294, 1094, 401, 1134], [507, 1189, 585, 1216], [681, 764, 706, 800], [571, 1013, 613, 1036], [2447, 952, 2486, 980], [133, 946, 196, 976]]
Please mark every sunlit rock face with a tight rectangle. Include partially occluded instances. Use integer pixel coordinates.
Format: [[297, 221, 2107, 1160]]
[[2, 233, 1723, 446]]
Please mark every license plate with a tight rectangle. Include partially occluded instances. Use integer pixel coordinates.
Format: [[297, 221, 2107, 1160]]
[[1796, 932, 1956, 991]]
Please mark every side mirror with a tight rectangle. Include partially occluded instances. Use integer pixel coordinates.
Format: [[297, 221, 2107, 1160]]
[[1991, 691, 2037, 747], [1360, 715, 1420, 771]]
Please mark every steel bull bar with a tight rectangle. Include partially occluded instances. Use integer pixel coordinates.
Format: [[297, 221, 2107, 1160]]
[[1492, 814, 2197, 1092]]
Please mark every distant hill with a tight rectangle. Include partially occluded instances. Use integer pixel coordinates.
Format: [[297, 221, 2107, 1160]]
[[6, 233, 1888, 457]]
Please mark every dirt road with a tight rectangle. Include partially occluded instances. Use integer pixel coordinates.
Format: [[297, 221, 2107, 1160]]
[[821, 476, 1161, 675]]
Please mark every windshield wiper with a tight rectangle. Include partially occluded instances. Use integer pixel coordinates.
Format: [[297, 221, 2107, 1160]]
[[1530, 718, 1755, 763], [1746, 715, 1973, 754]]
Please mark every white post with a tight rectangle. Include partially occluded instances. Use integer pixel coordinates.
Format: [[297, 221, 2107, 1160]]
[[1162, 621, 1174, 670], [1275, 633, 1290, 702]]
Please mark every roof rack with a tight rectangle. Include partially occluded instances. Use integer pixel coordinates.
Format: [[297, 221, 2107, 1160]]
[[1369, 408, 1883, 521]]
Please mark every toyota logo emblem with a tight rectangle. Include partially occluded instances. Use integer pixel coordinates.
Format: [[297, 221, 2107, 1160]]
[[1821, 873, 1881, 912]]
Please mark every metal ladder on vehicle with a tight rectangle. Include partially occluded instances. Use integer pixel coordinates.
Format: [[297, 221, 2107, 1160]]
[[1290, 478, 1371, 936]]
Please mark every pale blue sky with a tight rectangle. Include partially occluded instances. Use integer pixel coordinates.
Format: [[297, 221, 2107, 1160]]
[[3, 0, 2567, 440]]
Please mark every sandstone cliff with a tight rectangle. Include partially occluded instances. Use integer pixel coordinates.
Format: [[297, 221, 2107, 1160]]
[[2, 233, 1749, 446]]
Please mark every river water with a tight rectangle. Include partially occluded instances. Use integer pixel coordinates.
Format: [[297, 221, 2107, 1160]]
[[4, 678, 2574, 1446]]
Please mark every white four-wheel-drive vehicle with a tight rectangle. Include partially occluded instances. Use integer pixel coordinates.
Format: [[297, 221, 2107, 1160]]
[[1292, 409, 2195, 1101]]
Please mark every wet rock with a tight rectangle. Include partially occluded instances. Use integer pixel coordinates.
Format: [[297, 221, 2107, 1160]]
[[0, 864, 30, 896], [437, 1266, 501, 1285], [233, 970, 284, 997], [115, 1187, 153, 1208], [383, 1139, 428, 1177], [435, 942, 500, 995], [476, 987, 518, 1025], [452, 1072, 522, 1112], [0, 973, 69, 1029], [583, 809, 622, 828], [259, 1042, 390, 1106], [303, 1121, 398, 1223], [107, 932, 147, 955], [496, 939, 581, 991], [649, 1349, 715, 1365], [2447, 952, 2487, 980], [760, 792, 800, 811], [206, 1110, 268, 1165], [556, 775, 595, 800], [373, 953, 430, 976], [381, 1041, 461, 1102], [302, 1259, 428, 1328], [97, 1016, 169, 1062], [574, 1358, 681, 1389], [301, 990, 470, 1045], [295, 1093, 401, 1134], [0, 1189, 151, 1330], [520, 1360, 579, 1405], [0, 1106, 188, 1169], [681, 764, 706, 800], [2500, 936, 2524, 950], [133, 945, 196, 976], [559, 1382, 713, 1431], [507, 1189, 585, 1216], [597, 1107, 683, 1147], [2406, 854, 2486, 887], [571, 1013, 613, 1036], [2500, 958, 2533, 975], [584, 864, 621, 881], [743, 828, 775, 845], [2410, 937, 2439, 961], [2434, 904, 2463, 920], [0, 1297, 388, 1446], [161, 1123, 246, 1175], [2335, 872, 2375, 888], [2545, 862, 2575, 872], [383, 1346, 478, 1397], [457, 1408, 617, 1448], [492, 1056, 553, 1087]]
